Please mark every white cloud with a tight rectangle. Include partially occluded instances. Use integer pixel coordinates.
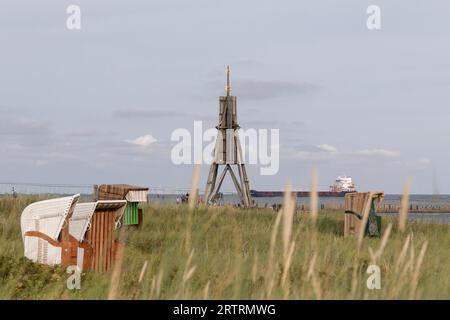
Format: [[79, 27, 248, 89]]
[[125, 134, 157, 147], [292, 150, 333, 161], [317, 144, 337, 153], [394, 157, 432, 168], [353, 149, 400, 158], [418, 157, 431, 165], [293, 151, 314, 160], [290, 144, 338, 160], [288, 146, 400, 161], [34, 159, 48, 167]]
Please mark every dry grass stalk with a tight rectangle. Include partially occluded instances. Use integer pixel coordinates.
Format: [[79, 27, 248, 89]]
[[265, 209, 282, 298], [281, 241, 296, 297], [203, 281, 210, 299], [280, 178, 297, 298], [409, 241, 428, 299], [183, 249, 197, 284], [149, 269, 164, 298], [409, 242, 416, 270], [176, 249, 197, 299], [369, 223, 393, 264], [252, 249, 258, 284], [377, 223, 392, 256], [138, 260, 148, 284], [357, 192, 374, 249], [398, 242, 416, 282], [389, 236, 414, 298], [306, 253, 322, 299], [310, 168, 318, 226], [282, 178, 295, 263], [349, 260, 360, 299], [395, 233, 412, 273], [185, 164, 201, 253], [150, 276, 156, 297], [395, 240, 416, 292], [155, 269, 164, 298], [399, 177, 412, 232], [107, 244, 125, 300], [188, 164, 202, 210], [267, 210, 282, 272]]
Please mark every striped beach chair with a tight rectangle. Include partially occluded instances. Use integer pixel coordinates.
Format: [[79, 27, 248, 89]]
[[70, 200, 127, 272], [21, 195, 80, 266]]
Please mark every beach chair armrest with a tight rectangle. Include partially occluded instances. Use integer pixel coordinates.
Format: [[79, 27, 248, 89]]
[[24, 231, 62, 247], [344, 210, 363, 220]]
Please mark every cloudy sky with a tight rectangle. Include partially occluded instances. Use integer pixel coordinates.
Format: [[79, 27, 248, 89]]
[[1, 1, 449, 194]]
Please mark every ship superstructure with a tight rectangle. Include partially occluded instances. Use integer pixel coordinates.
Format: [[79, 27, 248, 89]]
[[251, 176, 357, 197], [329, 176, 356, 192]]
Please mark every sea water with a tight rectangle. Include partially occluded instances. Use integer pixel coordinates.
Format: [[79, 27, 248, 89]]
[[149, 194, 450, 223]]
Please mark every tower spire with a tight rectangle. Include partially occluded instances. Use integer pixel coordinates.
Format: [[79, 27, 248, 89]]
[[225, 65, 231, 96]]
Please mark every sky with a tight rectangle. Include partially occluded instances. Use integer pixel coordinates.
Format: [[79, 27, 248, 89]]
[[1, 0, 450, 194]]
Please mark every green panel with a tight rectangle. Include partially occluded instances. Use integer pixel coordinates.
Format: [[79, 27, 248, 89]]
[[124, 202, 139, 225], [365, 200, 382, 237]]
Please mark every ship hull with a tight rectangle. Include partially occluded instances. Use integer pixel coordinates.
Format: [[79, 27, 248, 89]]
[[250, 190, 355, 198]]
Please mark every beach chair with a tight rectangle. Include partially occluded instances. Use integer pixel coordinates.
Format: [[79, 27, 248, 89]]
[[344, 192, 384, 238], [96, 184, 148, 227], [70, 200, 127, 272], [21, 195, 80, 266]]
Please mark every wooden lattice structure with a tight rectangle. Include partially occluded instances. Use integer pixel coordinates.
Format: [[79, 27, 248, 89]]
[[204, 66, 253, 207], [344, 192, 384, 238]]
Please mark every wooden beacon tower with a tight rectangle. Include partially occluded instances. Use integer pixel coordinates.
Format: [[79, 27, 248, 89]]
[[204, 66, 253, 207]]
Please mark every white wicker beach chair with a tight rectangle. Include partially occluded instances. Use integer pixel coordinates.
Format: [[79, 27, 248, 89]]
[[21, 195, 80, 266], [69, 202, 98, 242], [69, 200, 127, 271]]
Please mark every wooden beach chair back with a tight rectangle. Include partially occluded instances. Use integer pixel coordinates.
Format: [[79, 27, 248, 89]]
[[69, 202, 98, 270], [77, 200, 127, 272], [344, 192, 384, 238], [97, 184, 148, 227], [21, 195, 80, 266]]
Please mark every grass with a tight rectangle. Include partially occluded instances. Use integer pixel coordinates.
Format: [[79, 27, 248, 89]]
[[0, 196, 449, 299]]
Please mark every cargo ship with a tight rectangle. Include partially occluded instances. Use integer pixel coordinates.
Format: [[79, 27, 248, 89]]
[[250, 176, 356, 198]]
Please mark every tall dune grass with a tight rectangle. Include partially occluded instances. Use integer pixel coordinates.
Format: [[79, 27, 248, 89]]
[[0, 196, 449, 299], [399, 177, 412, 233]]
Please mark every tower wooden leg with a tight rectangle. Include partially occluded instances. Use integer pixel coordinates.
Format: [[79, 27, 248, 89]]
[[205, 163, 218, 203], [209, 166, 228, 203], [228, 165, 243, 199], [238, 164, 251, 207]]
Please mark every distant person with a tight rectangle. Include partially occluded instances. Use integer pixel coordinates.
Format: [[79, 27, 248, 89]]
[[12, 187, 17, 199], [182, 193, 189, 204]]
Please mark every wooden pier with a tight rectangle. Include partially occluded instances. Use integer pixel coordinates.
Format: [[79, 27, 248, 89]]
[[278, 203, 450, 214]]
